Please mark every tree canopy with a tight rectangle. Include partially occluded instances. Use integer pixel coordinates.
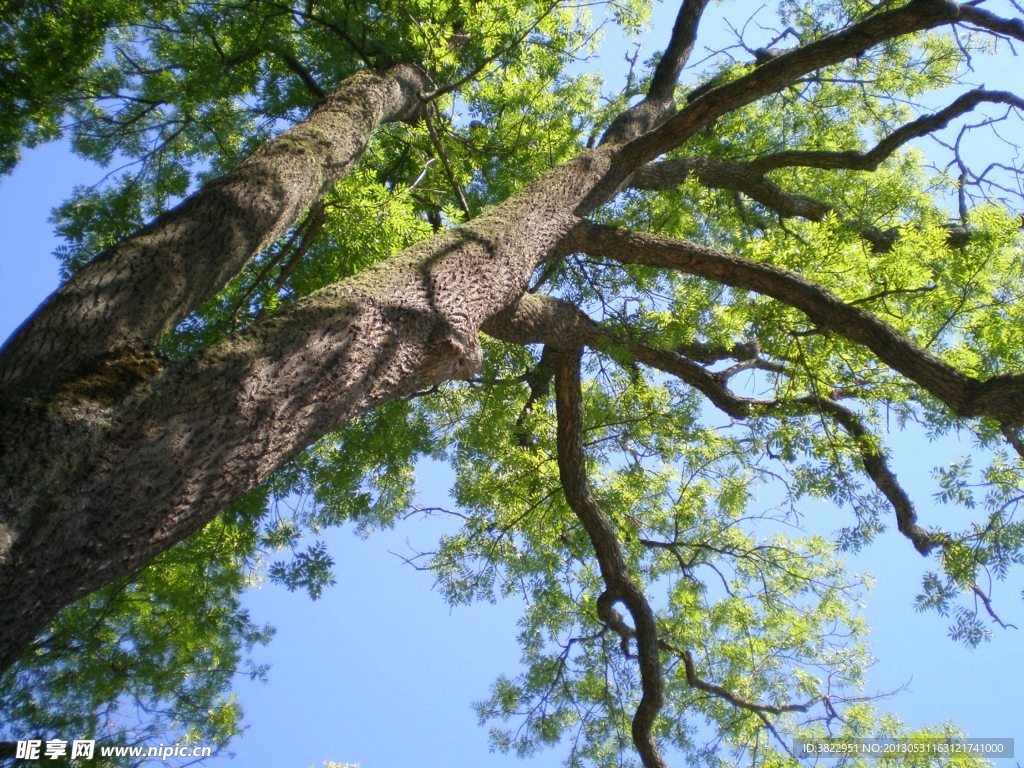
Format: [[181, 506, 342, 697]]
[[1, 0, 1023, 765]]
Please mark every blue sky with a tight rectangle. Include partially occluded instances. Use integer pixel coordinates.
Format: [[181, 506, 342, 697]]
[[1, 2, 1022, 766]]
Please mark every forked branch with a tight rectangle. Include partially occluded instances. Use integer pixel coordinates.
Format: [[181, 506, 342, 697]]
[[599, 0, 712, 146], [486, 292, 937, 555], [570, 221, 1024, 426], [617, 0, 982, 168], [956, 5, 1024, 42], [629, 89, 1024, 250], [552, 344, 854, 755], [554, 346, 669, 768], [744, 89, 1024, 174], [647, 0, 713, 102]]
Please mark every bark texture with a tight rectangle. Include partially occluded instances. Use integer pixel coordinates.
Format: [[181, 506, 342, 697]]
[[0, 146, 617, 671], [0, 64, 429, 398]]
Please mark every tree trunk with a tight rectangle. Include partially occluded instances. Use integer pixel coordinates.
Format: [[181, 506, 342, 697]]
[[0, 131, 617, 671], [0, 64, 428, 398]]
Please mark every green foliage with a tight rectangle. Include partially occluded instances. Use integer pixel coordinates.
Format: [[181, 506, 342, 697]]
[[0, 493, 272, 764], [0, 0, 143, 174]]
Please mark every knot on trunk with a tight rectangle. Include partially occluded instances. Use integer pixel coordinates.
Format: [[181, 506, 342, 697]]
[[425, 325, 483, 381], [383, 63, 431, 124]]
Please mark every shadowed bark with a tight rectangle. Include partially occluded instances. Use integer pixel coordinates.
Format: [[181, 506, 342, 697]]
[[0, 147, 617, 672], [0, 64, 430, 397]]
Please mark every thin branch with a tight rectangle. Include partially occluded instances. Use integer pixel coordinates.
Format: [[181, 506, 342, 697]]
[[957, 5, 1024, 42], [745, 89, 1024, 173], [269, 199, 329, 291], [276, 49, 327, 100], [647, 0, 714, 101], [971, 584, 1019, 630], [796, 397, 937, 554], [422, 0, 564, 101], [424, 107, 472, 221], [553, 346, 669, 768], [675, 644, 822, 714], [1000, 425, 1024, 459]]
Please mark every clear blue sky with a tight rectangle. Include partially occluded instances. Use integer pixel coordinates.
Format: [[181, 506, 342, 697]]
[[1, 2, 1021, 766]]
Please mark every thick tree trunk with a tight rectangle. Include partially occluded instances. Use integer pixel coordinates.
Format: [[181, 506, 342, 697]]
[[0, 137, 617, 671], [0, 64, 429, 398]]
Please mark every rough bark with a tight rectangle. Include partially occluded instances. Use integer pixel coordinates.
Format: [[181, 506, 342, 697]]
[[0, 146, 617, 672], [0, 0, 710, 671], [0, 64, 429, 398]]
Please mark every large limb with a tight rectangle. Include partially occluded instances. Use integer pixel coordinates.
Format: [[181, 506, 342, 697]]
[[0, 64, 429, 397], [630, 156, 836, 223], [570, 221, 1024, 424], [955, 5, 1024, 42], [615, 0, 1021, 171], [553, 345, 668, 768], [0, 151, 614, 672]]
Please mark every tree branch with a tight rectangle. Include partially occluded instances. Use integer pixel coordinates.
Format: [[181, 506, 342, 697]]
[[485, 292, 936, 554], [675, 644, 822, 715], [647, 0, 713, 102], [627, 90, 1024, 251], [569, 221, 1024, 425], [745, 89, 1024, 173], [632, 156, 919, 253], [796, 397, 937, 554], [598, 0, 713, 147], [276, 49, 327, 100], [971, 584, 1019, 630], [618, 0, 975, 165], [956, 5, 1024, 42], [552, 341, 837, 734], [553, 345, 669, 768], [629, 156, 834, 222], [424, 106, 473, 221]]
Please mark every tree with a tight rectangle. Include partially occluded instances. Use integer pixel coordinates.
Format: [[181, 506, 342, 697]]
[[1, 0, 1024, 764]]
